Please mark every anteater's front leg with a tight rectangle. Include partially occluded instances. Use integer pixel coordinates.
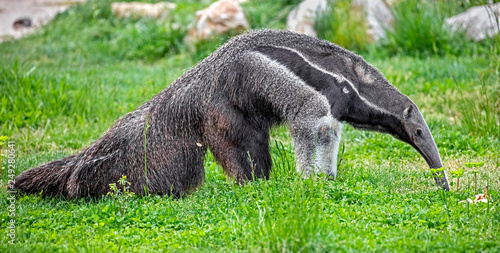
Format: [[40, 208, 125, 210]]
[[290, 97, 343, 179]]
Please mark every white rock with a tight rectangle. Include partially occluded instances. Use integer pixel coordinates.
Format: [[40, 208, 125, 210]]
[[352, 0, 393, 41], [186, 0, 249, 43], [445, 3, 500, 41], [111, 1, 177, 20], [286, 0, 328, 37]]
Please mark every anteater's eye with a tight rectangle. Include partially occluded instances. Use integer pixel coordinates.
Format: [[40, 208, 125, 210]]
[[415, 129, 423, 137]]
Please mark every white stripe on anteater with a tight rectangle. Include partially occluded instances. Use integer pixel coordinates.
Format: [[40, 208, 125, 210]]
[[264, 45, 394, 117]]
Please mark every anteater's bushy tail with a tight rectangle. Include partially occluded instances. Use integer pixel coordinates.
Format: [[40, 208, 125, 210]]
[[14, 155, 76, 197]]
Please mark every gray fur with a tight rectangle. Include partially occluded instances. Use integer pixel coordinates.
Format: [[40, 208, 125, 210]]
[[14, 30, 449, 198]]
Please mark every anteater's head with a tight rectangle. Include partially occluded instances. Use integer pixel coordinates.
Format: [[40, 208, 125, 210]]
[[326, 52, 450, 191]]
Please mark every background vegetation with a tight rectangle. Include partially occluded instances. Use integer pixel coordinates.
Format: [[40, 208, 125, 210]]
[[1, 0, 499, 251]]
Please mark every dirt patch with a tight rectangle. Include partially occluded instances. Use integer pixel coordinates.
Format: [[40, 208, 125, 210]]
[[0, 0, 85, 42]]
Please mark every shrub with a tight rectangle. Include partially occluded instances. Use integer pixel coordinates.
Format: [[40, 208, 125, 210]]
[[383, 0, 495, 57], [37, 0, 187, 63], [243, 0, 303, 29], [315, 0, 371, 52]]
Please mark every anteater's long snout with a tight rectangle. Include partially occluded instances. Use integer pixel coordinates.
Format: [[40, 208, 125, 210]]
[[414, 127, 450, 191]]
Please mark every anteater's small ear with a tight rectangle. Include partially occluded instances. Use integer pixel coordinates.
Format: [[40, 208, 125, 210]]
[[403, 105, 413, 120]]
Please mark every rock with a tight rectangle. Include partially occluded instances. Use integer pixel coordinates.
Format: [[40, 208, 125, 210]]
[[445, 3, 500, 41], [286, 0, 328, 37], [13, 17, 32, 30], [186, 0, 249, 43], [111, 1, 177, 20], [352, 0, 393, 41], [286, 0, 393, 40]]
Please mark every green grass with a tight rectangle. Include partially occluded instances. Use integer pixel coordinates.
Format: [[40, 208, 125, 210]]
[[1, 0, 499, 252]]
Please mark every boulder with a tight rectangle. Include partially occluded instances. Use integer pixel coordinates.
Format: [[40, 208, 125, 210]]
[[111, 1, 177, 20], [186, 0, 249, 43], [352, 0, 393, 41], [286, 0, 328, 37], [13, 17, 32, 30], [445, 3, 500, 41]]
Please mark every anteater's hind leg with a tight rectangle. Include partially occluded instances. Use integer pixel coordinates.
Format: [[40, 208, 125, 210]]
[[203, 106, 272, 184], [140, 132, 207, 198]]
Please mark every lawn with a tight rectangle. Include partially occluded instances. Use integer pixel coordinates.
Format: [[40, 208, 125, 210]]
[[1, 0, 499, 252]]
